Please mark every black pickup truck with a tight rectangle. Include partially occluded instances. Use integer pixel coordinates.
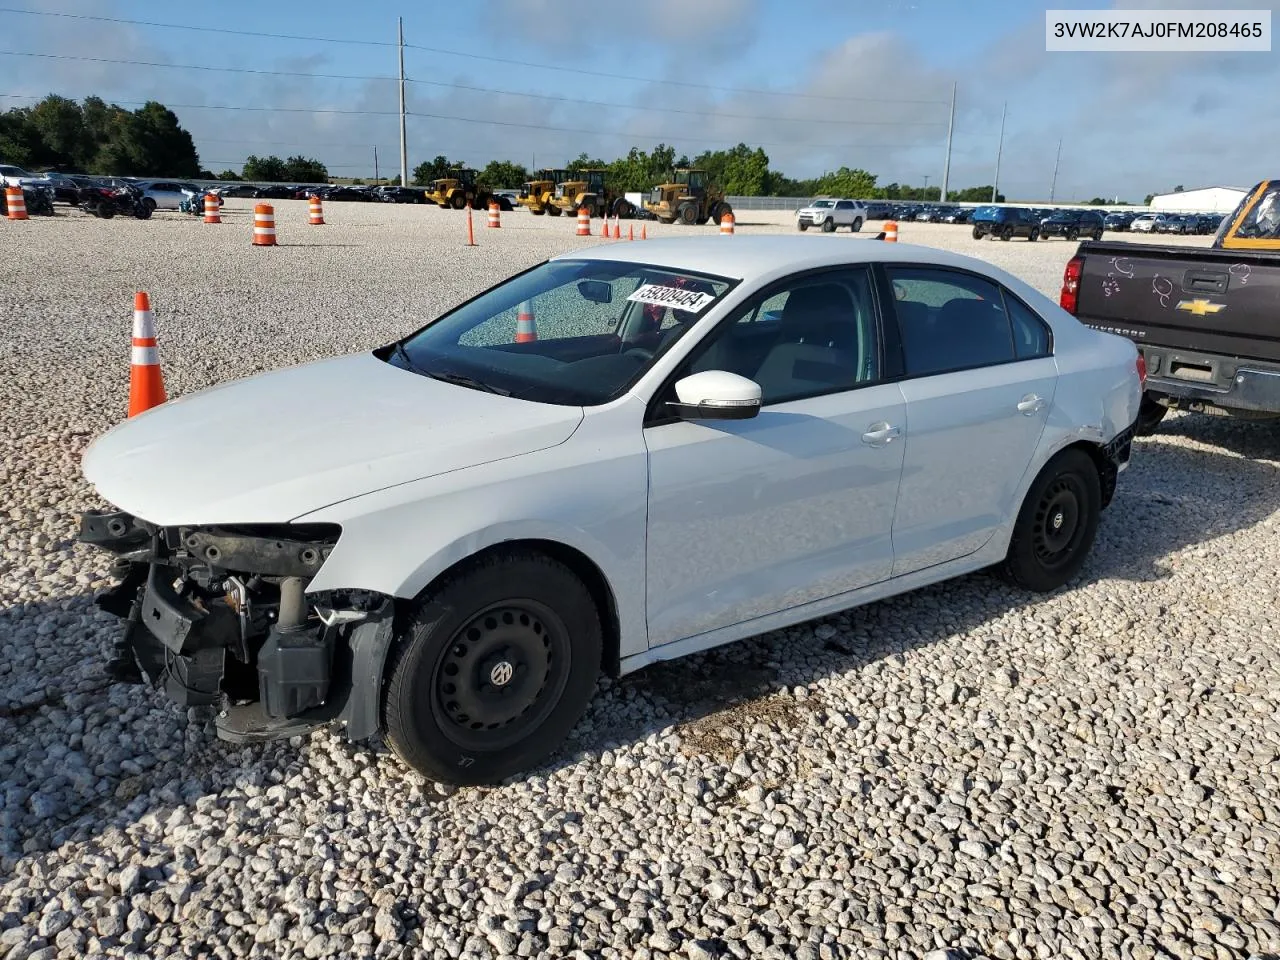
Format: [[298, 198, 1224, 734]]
[[1059, 179, 1280, 433]]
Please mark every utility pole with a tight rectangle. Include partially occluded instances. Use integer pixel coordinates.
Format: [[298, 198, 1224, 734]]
[[940, 81, 956, 203], [1049, 138, 1062, 203], [923, 175, 930, 198], [992, 101, 1006, 203], [373, 145, 379, 183], [398, 17, 408, 188]]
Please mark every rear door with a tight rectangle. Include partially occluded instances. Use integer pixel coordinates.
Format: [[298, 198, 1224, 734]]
[[884, 265, 1057, 576]]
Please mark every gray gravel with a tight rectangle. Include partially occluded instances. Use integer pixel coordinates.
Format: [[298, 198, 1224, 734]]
[[2, 202, 1279, 959]]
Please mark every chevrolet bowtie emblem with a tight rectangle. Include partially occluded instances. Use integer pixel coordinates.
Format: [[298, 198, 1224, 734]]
[[1175, 298, 1226, 316]]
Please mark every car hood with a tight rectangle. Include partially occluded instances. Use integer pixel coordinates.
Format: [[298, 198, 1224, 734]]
[[82, 353, 584, 526]]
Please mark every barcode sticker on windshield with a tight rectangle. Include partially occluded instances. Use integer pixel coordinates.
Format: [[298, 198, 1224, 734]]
[[626, 284, 716, 312]]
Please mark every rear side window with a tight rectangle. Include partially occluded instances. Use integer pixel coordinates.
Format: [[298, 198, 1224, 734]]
[[887, 267, 1017, 376], [1004, 294, 1052, 359]]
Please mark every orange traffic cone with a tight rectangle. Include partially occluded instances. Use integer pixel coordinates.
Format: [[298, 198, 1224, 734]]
[[884, 220, 898, 242], [641, 224, 647, 240], [515, 301, 536, 343], [720, 212, 735, 235], [308, 195, 325, 225], [253, 203, 277, 246], [576, 207, 590, 236], [128, 292, 167, 417], [487, 202, 501, 228], [203, 193, 221, 224], [627, 222, 634, 241], [466, 202, 476, 246], [5, 186, 28, 220], [613, 218, 622, 240]]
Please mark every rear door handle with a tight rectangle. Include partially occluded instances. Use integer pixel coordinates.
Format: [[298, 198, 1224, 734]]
[[1017, 394, 1046, 415], [862, 422, 901, 446]]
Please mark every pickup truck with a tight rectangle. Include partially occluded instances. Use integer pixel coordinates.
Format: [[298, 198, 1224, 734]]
[[1059, 179, 1280, 433]]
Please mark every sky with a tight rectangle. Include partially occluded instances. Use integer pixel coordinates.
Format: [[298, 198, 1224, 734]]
[[2, 0, 1278, 201]]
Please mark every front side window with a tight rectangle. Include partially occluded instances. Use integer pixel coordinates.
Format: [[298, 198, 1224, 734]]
[[1231, 184, 1280, 240], [678, 268, 880, 405], [888, 267, 1017, 376], [390, 260, 732, 406]]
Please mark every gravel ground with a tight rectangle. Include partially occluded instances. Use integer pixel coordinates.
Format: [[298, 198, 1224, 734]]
[[2, 202, 1278, 960]]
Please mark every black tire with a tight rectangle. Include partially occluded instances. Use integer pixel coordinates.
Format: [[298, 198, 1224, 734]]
[[1066, 226, 1079, 241], [1000, 448, 1101, 592], [851, 217, 863, 233], [797, 222, 808, 231], [715, 202, 732, 225], [499, 197, 513, 212], [383, 551, 602, 785], [142, 197, 157, 214], [972, 226, 983, 240], [133, 204, 152, 220], [613, 199, 633, 219], [1028, 229, 1039, 241], [821, 217, 835, 233], [1093, 230, 1103, 241], [677, 202, 698, 225], [1000, 226, 1012, 240], [531, 208, 544, 215], [98, 204, 115, 220], [547, 205, 562, 217], [582, 199, 598, 219], [1134, 394, 1168, 436], [450, 193, 466, 210]]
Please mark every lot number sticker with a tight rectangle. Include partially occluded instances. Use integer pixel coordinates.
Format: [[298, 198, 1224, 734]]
[[626, 284, 716, 312]]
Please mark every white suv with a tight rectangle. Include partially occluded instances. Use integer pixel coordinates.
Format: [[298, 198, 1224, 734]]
[[797, 198, 866, 233]]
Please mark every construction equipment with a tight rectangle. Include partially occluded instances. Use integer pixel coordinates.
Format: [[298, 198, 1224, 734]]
[[427, 169, 511, 211], [644, 168, 733, 226], [548, 169, 634, 219], [517, 169, 569, 215]]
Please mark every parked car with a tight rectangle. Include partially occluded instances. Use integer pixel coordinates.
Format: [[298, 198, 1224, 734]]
[[323, 186, 374, 202], [863, 201, 894, 220], [796, 198, 866, 232], [1154, 214, 1197, 235], [130, 180, 195, 212], [79, 236, 1141, 785], [1129, 213, 1163, 233], [216, 184, 260, 199], [254, 185, 296, 200], [897, 204, 925, 221], [0, 181, 54, 216], [1038, 209, 1105, 241], [1193, 213, 1225, 234], [941, 207, 972, 224], [0, 163, 50, 189], [972, 206, 1041, 240], [1103, 211, 1135, 231], [378, 187, 426, 204], [33, 171, 83, 205]]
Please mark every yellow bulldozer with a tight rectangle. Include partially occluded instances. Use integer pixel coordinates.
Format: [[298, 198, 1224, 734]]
[[644, 168, 733, 225], [426, 168, 510, 211], [547, 169, 634, 219], [517, 169, 569, 215]]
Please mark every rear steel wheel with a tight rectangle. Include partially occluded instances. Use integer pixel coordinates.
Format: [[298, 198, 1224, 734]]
[[1000, 449, 1100, 592]]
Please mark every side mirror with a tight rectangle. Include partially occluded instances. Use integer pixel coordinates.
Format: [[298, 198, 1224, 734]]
[[577, 279, 613, 304], [667, 370, 761, 421]]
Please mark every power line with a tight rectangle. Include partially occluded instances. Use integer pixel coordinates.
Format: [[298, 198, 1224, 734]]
[[0, 93, 401, 116], [0, 6, 396, 46], [0, 50, 947, 124], [0, 5, 950, 105]]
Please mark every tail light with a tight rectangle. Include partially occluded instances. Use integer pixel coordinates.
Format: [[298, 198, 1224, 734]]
[[1060, 256, 1083, 314], [1136, 352, 1147, 386]]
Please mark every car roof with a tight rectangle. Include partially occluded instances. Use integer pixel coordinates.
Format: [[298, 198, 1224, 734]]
[[551, 235, 1019, 282]]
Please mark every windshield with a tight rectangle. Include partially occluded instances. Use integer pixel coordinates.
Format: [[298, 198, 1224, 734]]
[[1232, 184, 1280, 240], [810, 200, 834, 208], [387, 259, 734, 405]]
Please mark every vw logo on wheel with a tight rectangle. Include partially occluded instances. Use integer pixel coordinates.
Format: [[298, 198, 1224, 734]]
[[489, 661, 514, 687], [1052, 511, 1065, 530]]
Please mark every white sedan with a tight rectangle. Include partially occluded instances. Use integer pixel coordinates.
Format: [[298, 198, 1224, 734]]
[[79, 237, 1142, 784]]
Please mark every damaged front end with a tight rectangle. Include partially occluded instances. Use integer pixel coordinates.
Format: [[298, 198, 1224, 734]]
[[80, 510, 395, 743]]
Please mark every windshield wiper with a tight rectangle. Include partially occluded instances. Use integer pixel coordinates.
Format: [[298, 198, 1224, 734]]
[[426, 369, 510, 396]]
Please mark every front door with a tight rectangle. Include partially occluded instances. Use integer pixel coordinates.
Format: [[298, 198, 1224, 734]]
[[643, 267, 906, 648]]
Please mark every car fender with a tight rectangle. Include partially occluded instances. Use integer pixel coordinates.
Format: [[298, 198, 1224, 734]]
[[296, 400, 651, 659]]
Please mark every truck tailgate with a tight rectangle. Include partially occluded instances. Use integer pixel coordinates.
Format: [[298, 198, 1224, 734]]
[[1075, 242, 1280, 363]]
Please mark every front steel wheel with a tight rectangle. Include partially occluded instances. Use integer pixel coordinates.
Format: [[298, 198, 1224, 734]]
[[383, 551, 602, 785], [1000, 449, 1101, 592]]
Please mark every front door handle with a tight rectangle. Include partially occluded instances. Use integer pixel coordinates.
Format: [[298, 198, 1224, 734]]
[[862, 422, 901, 446], [1017, 394, 1046, 415]]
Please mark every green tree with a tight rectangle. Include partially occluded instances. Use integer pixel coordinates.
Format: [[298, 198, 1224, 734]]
[[478, 160, 529, 189], [411, 155, 456, 185], [218, 169, 241, 180], [950, 185, 1003, 203], [1144, 193, 1155, 205], [242, 155, 288, 181], [0, 109, 40, 166], [282, 155, 328, 182], [27, 95, 86, 167]]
